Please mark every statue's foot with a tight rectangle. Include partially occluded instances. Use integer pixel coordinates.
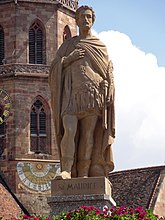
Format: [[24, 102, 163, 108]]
[[55, 171, 71, 180]]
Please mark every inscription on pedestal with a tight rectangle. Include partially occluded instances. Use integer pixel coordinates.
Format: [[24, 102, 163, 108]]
[[51, 177, 112, 196]]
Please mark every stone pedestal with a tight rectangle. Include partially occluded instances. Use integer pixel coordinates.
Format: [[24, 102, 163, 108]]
[[47, 177, 116, 217]]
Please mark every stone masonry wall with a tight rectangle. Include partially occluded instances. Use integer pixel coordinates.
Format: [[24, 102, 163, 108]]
[[0, 3, 16, 63], [0, 0, 77, 213], [1, 74, 57, 161], [57, 8, 77, 47], [15, 2, 58, 64], [0, 1, 76, 65], [0, 73, 58, 192]]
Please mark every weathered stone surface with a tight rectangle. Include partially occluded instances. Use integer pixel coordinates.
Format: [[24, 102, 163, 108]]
[[48, 194, 115, 216], [49, 5, 115, 180], [51, 176, 112, 196], [48, 177, 116, 216]]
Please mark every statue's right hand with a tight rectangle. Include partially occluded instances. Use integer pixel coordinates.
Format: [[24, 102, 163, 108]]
[[63, 48, 85, 68], [68, 48, 85, 63]]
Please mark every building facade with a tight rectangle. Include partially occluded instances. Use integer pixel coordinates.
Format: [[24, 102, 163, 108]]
[[0, 0, 77, 214]]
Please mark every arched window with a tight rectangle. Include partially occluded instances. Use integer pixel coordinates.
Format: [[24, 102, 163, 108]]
[[0, 26, 4, 65], [63, 25, 72, 41], [29, 21, 45, 64], [30, 98, 51, 154]]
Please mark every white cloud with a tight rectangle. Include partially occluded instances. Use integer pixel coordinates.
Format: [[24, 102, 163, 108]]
[[94, 30, 165, 170]]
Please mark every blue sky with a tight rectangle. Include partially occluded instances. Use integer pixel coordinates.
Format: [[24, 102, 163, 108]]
[[78, 0, 165, 171], [79, 0, 165, 67]]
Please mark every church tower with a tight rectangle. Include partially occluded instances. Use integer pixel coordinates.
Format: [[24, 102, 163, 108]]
[[0, 0, 77, 214]]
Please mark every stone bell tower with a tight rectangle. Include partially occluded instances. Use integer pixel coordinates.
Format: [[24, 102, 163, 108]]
[[0, 0, 77, 215]]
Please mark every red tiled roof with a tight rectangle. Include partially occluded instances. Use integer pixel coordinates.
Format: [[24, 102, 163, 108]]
[[0, 183, 21, 219], [0, 174, 30, 219]]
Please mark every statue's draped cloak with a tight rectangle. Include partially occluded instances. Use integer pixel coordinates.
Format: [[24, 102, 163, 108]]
[[49, 36, 115, 175]]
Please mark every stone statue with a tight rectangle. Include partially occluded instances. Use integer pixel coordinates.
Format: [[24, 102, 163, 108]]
[[49, 5, 115, 179]]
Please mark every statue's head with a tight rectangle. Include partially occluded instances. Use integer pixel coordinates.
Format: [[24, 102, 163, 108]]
[[75, 5, 96, 26]]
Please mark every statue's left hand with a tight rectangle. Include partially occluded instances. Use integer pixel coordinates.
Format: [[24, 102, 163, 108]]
[[100, 80, 109, 89], [106, 96, 113, 106]]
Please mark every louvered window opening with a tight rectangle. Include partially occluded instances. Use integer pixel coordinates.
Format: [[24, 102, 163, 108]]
[[0, 26, 4, 65], [29, 22, 43, 64], [30, 99, 47, 154]]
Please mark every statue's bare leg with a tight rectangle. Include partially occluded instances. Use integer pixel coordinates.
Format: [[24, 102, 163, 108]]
[[57, 114, 78, 179], [77, 115, 98, 177]]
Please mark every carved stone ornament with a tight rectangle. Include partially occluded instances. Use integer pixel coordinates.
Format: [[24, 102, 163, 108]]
[[0, 64, 49, 77], [56, 0, 78, 10]]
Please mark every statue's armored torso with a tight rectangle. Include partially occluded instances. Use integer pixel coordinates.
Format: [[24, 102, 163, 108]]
[[65, 56, 104, 117]]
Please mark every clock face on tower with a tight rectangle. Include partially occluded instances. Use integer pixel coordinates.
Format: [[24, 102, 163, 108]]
[[17, 162, 60, 192], [0, 89, 12, 124]]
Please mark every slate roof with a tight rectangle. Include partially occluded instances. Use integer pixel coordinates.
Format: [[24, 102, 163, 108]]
[[109, 165, 165, 209], [0, 174, 29, 219]]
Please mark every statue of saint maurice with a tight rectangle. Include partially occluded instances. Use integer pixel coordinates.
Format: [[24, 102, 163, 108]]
[[49, 5, 115, 179]]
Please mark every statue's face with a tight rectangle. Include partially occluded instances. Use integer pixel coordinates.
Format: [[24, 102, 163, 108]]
[[77, 9, 93, 31]]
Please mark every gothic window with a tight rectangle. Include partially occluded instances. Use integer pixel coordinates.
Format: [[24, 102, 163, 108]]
[[0, 26, 4, 65], [29, 21, 45, 64], [30, 99, 51, 154], [63, 25, 72, 41], [0, 122, 5, 157]]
